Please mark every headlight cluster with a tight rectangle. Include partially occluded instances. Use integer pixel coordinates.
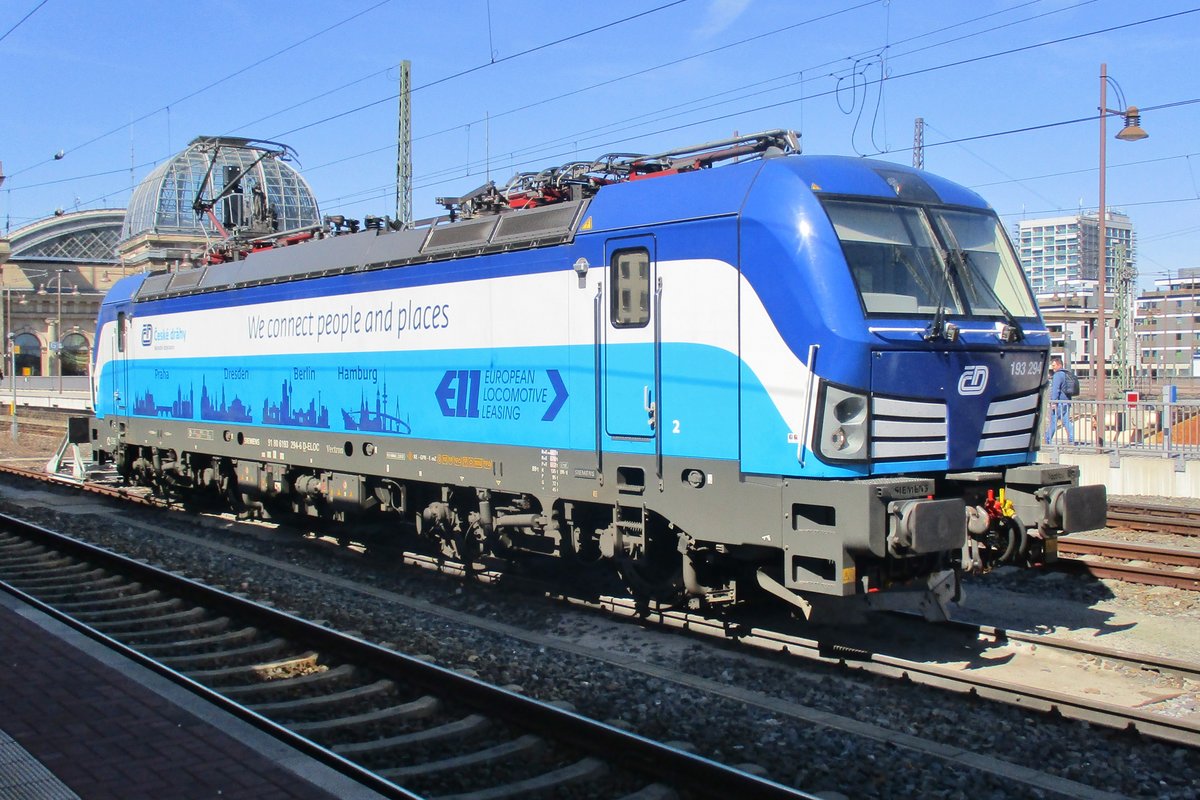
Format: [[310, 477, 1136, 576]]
[[817, 385, 869, 461]]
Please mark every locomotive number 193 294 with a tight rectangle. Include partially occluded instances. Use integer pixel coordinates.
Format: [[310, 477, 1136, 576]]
[[1009, 358, 1044, 377]]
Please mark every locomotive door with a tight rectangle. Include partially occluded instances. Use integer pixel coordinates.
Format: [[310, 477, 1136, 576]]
[[603, 236, 659, 441], [113, 308, 130, 418]]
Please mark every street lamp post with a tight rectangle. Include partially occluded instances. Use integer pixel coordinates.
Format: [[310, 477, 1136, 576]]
[[55, 270, 63, 393], [1095, 62, 1148, 406], [5, 291, 12, 442], [0, 238, 11, 441], [39, 268, 68, 393]]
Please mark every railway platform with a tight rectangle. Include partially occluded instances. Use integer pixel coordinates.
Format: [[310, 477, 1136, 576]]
[[0, 590, 389, 800]]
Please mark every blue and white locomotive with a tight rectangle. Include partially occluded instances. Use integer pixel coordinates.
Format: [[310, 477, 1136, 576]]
[[87, 130, 1105, 619]]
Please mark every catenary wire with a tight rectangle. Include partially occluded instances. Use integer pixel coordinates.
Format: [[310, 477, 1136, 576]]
[[0, 0, 49, 46], [284, 0, 1091, 180], [319, 0, 1156, 191], [2, 0, 394, 181], [7, 0, 1094, 202], [265, 0, 691, 141], [20, 5, 1200, 223], [9, 0, 693, 217], [304, 0, 1109, 189]]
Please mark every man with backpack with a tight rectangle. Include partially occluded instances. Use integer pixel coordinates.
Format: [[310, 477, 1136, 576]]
[[1045, 355, 1076, 444]]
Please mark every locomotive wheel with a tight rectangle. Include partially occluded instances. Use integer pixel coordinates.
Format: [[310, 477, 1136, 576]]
[[567, 524, 602, 564], [441, 526, 487, 575], [616, 555, 684, 605]]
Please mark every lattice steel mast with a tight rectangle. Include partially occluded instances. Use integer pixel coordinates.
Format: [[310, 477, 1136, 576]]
[[395, 60, 412, 228]]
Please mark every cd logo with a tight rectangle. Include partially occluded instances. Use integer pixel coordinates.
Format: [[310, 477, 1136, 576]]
[[141, 324, 153, 347], [958, 365, 989, 396]]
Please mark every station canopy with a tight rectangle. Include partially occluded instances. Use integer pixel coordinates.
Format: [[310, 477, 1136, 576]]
[[9, 209, 123, 263]]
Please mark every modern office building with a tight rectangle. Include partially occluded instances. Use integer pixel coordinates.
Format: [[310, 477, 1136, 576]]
[[1033, 281, 1104, 379], [1016, 210, 1136, 295]]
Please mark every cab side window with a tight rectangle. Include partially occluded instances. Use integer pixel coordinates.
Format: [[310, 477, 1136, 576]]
[[611, 248, 650, 327]]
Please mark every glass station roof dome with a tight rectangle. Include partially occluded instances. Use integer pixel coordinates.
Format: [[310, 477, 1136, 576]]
[[120, 136, 320, 242]]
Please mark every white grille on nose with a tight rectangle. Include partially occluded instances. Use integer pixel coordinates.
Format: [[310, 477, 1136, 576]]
[[979, 390, 1039, 453], [871, 395, 948, 460]]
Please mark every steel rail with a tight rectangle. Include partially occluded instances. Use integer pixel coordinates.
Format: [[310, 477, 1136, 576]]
[[1059, 537, 1200, 567], [0, 512, 813, 800], [1057, 537, 1200, 590], [1107, 502, 1200, 537], [548, 595, 1200, 749]]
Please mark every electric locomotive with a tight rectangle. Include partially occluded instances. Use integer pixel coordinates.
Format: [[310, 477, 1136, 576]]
[[86, 130, 1105, 620]]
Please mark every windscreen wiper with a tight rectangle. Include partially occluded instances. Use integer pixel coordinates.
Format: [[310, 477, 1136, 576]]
[[958, 250, 1024, 342], [923, 249, 959, 342]]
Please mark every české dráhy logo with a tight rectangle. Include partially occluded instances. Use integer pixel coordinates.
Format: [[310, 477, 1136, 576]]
[[957, 365, 989, 396]]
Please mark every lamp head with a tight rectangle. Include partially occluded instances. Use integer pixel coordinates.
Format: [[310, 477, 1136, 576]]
[[1116, 106, 1148, 141]]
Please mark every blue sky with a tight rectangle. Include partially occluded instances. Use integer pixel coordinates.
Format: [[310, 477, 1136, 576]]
[[1, 0, 1197, 287]]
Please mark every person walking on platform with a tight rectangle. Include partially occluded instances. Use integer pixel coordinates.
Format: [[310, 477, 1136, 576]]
[[1044, 356, 1075, 445]]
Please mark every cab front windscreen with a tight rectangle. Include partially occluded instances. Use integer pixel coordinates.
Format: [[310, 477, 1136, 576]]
[[822, 198, 1037, 319]]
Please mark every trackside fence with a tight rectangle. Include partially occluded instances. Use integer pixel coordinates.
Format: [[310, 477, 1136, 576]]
[[1042, 397, 1200, 457]]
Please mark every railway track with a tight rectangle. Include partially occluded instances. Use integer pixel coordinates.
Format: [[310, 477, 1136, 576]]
[[1057, 537, 1200, 591], [567, 592, 1200, 749], [6, 461, 1200, 752], [394, 548, 1200, 751], [1107, 500, 1200, 537], [0, 513, 810, 800]]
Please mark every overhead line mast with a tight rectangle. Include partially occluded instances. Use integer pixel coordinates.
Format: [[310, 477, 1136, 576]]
[[913, 116, 924, 170], [396, 60, 412, 228]]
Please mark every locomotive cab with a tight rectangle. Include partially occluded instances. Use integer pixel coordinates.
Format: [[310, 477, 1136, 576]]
[[732, 156, 1106, 617]]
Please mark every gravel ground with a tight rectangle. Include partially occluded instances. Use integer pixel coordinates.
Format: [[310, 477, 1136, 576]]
[[1, 430, 1198, 798]]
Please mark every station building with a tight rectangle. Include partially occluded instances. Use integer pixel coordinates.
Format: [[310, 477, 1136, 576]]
[[1, 209, 126, 377], [0, 137, 320, 379]]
